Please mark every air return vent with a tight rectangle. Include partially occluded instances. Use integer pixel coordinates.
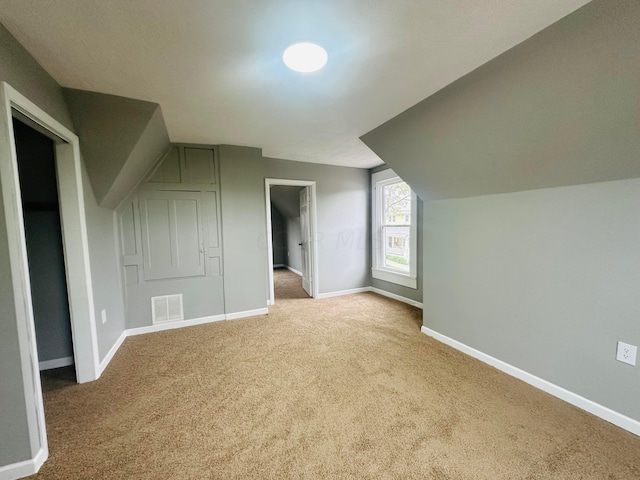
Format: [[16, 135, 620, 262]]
[[151, 294, 184, 324]]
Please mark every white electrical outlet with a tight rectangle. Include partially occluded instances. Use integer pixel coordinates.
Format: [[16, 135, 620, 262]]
[[101, 309, 107, 325], [616, 341, 637, 366]]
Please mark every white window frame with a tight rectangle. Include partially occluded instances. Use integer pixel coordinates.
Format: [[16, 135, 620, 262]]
[[371, 168, 417, 289]]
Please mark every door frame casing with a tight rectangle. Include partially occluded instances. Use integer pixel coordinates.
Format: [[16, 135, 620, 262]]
[[0, 82, 100, 471], [264, 178, 319, 304]]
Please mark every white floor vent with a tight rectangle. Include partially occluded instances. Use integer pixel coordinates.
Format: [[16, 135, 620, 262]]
[[151, 294, 184, 324]]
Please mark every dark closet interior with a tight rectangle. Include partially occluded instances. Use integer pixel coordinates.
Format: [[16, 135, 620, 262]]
[[13, 117, 74, 371]]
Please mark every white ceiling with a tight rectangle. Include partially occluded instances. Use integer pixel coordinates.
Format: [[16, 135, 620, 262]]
[[0, 0, 591, 168]]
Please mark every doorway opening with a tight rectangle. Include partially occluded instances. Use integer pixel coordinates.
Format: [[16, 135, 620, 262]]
[[13, 118, 75, 380], [265, 179, 319, 305], [0, 82, 101, 470], [270, 185, 308, 300]]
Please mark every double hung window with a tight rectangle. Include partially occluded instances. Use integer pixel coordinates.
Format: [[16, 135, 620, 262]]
[[371, 169, 417, 289]]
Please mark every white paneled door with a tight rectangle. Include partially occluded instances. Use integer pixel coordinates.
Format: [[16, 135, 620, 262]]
[[139, 190, 205, 280], [300, 187, 312, 296]]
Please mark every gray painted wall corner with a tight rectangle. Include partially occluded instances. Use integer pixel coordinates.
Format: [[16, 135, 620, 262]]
[[422, 179, 640, 421], [260, 154, 371, 294], [219, 145, 269, 313], [0, 21, 78, 467], [80, 161, 128, 362], [220, 146, 370, 310]]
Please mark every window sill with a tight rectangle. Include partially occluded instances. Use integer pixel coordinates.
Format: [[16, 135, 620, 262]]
[[372, 268, 417, 289]]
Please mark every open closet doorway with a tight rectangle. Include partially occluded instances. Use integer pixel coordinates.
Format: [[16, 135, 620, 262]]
[[265, 179, 319, 305], [0, 82, 102, 470], [13, 118, 75, 378]]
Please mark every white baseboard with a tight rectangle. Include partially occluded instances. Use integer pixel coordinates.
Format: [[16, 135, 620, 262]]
[[127, 314, 226, 337], [421, 326, 640, 437], [98, 330, 127, 376], [285, 266, 302, 276], [369, 287, 423, 309], [317, 287, 370, 299], [317, 287, 423, 310], [92, 290, 418, 385], [38, 356, 73, 371], [226, 307, 268, 321], [97, 310, 269, 376], [0, 447, 47, 480]]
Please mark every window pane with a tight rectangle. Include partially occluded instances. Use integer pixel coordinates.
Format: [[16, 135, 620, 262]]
[[381, 180, 411, 273], [382, 225, 410, 273], [383, 181, 411, 225]]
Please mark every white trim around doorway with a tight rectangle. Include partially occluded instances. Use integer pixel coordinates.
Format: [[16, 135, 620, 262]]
[[265, 179, 319, 305], [0, 82, 100, 476]]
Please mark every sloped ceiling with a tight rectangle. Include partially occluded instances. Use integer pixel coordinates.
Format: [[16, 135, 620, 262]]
[[0, 0, 590, 168], [64, 89, 170, 208], [361, 0, 640, 201], [271, 186, 303, 219]]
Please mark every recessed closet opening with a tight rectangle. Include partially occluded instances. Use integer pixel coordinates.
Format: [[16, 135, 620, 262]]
[[13, 117, 75, 380]]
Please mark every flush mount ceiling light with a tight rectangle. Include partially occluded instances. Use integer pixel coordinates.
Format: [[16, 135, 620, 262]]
[[282, 42, 328, 73]]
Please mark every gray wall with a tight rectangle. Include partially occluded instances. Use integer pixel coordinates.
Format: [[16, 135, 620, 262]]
[[125, 275, 225, 328], [0, 24, 73, 131], [0, 22, 127, 467], [423, 179, 640, 420], [369, 165, 423, 303], [270, 205, 286, 266], [360, 0, 640, 422], [219, 145, 369, 313], [119, 145, 225, 328], [23, 212, 73, 361], [0, 21, 74, 466], [82, 163, 127, 359]]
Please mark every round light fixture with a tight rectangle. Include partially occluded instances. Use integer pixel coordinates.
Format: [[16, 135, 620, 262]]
[[282, 42, 328, 73]]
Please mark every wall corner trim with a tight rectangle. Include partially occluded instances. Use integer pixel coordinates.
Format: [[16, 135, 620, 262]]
[[97, 309, 270, 375], [0, 447, 47, 480], [317, 287, 423, 309], [98, 330, 128, 376], [285, 266, 302, 276], [420, 326, 640, 437], [317, 287, 370, 299], [127, 314, 227, 337], [369, 287, 423, 309], [39, 356, 74, 371], [226, 308, 268, 321]]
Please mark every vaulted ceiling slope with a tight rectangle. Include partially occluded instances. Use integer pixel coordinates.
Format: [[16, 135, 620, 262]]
[[271, 186, 304, 219], [0, 0, 590, 169], [362, 0, 640, 201], [64, 89, 170, 208]]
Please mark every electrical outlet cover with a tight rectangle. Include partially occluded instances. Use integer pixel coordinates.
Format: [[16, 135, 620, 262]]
[[616, 341, 637, 366]]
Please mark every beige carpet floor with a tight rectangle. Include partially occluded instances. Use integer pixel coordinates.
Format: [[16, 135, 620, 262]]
[[35, 269, 640, 479]]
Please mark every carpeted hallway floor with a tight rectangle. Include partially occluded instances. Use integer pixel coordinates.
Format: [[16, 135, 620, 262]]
[[34, 270, 640, 479], [273, 267, 310, 300]]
